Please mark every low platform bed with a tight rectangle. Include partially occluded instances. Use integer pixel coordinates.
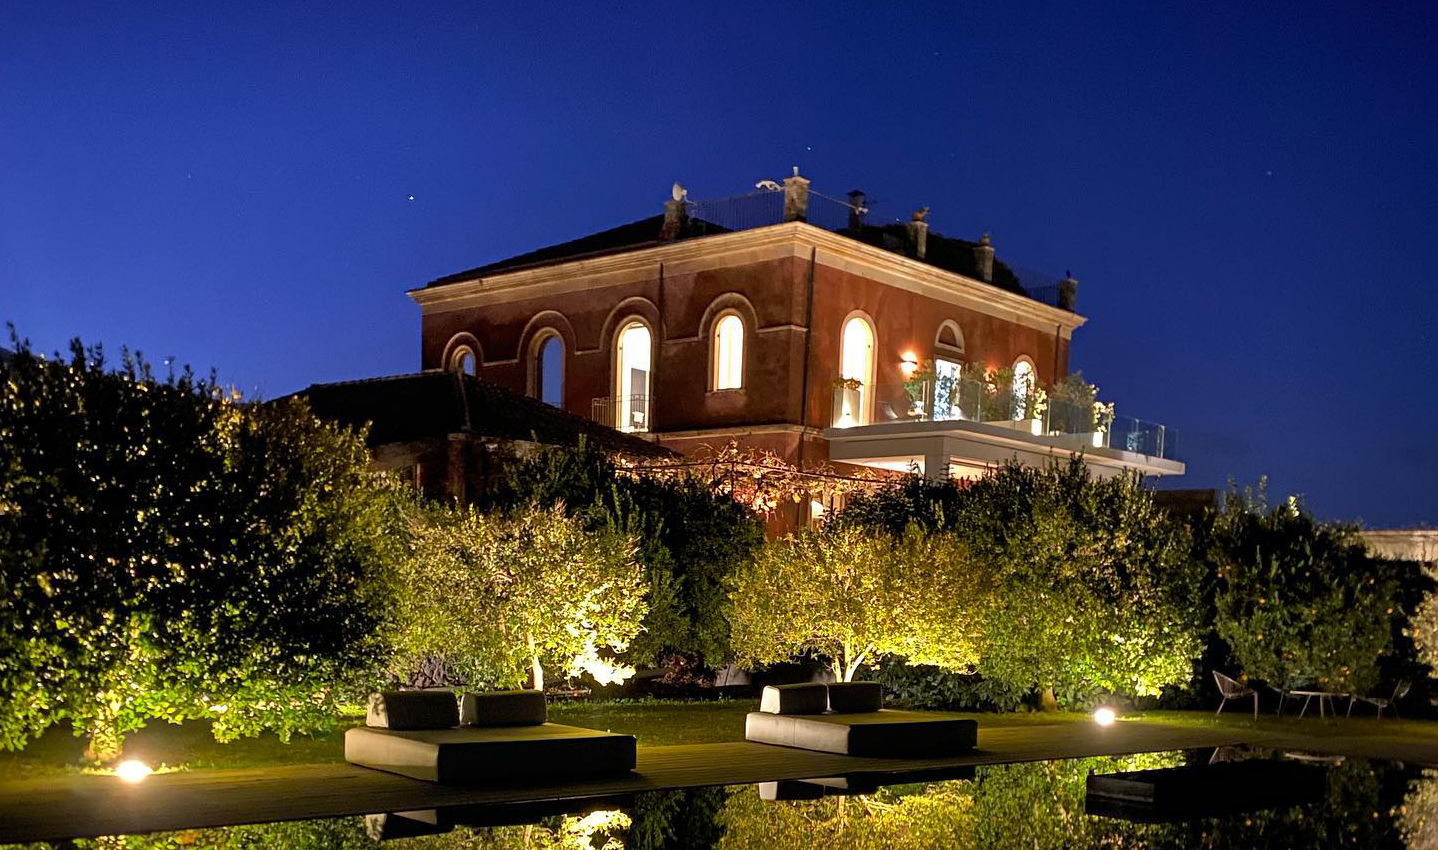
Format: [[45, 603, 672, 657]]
[[345, 690, 636, 783], [744, 683, 978, 757]]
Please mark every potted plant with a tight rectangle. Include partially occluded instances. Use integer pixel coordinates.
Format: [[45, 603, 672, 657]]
[[1046, 372, 1112, 446], [831, 376, 864, 427], [902, 360, 935, 420]]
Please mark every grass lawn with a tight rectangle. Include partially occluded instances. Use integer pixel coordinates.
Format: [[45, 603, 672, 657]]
[[1, 700, 1432, 781]]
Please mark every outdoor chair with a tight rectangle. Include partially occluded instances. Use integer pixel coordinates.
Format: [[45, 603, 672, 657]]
[[1213, 671, 1258, 720], [1347, 680, 1411, 719]]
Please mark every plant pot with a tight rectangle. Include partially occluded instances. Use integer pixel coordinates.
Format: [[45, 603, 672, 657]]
[[989, 418, 1043, 436]]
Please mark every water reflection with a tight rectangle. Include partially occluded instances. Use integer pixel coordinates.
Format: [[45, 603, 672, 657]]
[[8, 750, 1432, 849]]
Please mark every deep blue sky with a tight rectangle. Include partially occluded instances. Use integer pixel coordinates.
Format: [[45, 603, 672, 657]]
[[3, 3, 1435, 526]]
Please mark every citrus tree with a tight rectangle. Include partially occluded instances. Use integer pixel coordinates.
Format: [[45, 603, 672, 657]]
[[728, 525, 985, 682], [0, 337, 398, 759], [395, 501, 645, 691]]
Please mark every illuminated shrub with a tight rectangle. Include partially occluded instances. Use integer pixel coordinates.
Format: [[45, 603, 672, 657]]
[[484, 443, 763, 670], [837, 460, 1204, 704], [394, 502, 645, 691], [1211, 488, 1399, 693], [0, 338, 398, 758]]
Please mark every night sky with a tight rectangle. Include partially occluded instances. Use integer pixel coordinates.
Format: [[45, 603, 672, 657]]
[[3, 3, 1434, 526]]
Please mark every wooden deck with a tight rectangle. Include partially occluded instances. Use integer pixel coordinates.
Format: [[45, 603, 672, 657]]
[[0, 721, 1264, 844]]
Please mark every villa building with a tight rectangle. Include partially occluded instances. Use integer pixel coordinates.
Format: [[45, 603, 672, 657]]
[[408, 173, 1183, 519]]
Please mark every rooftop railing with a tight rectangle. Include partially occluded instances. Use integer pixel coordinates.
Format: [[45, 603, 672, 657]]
[[830, 378, 1177, 461]]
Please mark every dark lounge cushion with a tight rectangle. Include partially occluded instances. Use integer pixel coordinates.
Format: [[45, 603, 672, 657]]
[[758, 683, 829, 715], [826, 681, 883, 713], [365, 691, 459, 730], [459, 690, 547, 727], [345, 724, 637, 783], [745, 709, 977, 756]]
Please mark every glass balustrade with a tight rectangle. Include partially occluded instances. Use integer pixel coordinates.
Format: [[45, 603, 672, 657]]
[[829, 378, 1177, 460]]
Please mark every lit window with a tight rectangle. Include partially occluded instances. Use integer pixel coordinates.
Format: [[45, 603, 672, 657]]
[[534, 333, 564, 407], [934, 357, 963, 420], [838, 316, 875, 426], [615, 322, 652, 431], [713, 313, 744, 390], [1012, 359, 1035, 419]]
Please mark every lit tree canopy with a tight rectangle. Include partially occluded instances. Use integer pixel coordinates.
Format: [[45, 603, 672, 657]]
[[837, 461, 1204, 703], [485, 442, 763, 669], [728, 525, 985, 682], [395, 501, 646, 691], [0, 337, 399, 759]]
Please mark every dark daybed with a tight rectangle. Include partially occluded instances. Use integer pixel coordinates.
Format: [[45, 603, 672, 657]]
[[744, 682, 978, 757], [345, 690, 636, 783]]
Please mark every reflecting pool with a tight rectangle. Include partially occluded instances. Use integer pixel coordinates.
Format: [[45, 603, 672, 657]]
[[6, 748, 1435, 849]]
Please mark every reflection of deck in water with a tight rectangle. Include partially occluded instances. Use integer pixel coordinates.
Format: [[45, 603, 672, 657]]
[[1085, 757, 1327, 823], [0, 722, 1271, 845]]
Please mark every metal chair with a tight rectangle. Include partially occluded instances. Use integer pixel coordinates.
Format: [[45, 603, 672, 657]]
[[1214, 670, 1259, 720], [1347, 680, 1411, 719]]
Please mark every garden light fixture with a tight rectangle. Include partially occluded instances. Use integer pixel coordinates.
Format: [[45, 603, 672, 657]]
[[115, 760, 153, 783], [1093, 707, 1116, 726]]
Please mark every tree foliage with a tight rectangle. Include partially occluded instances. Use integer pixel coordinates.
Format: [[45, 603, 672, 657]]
[[395, 501, 645, 691], [0, 337, 397, 758], [485, 443, 762, 669], [728, 525, 985, 681], [1210, 486, 1399, 692], [836, 461, 1203, 702]]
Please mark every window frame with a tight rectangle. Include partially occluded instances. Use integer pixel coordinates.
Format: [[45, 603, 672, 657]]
[[710, 310, 746, 391]]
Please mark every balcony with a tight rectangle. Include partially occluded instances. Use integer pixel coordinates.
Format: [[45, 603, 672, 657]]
[[827, 377, 1181, 478], [592, 394, 651, 433]]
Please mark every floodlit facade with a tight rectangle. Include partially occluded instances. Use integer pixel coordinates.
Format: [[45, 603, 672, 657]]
[[409, 173, 1183, 519]]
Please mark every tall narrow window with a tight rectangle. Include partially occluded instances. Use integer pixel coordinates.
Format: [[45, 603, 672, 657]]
[[1012, 359, 1035, 420], [615, 321, 652, 432], [713, 313, 744, 390], [934, 357, 963, 420], [838, 316, 875, 426], [452, 347, 477, 376], [534, 333, 564, 407]]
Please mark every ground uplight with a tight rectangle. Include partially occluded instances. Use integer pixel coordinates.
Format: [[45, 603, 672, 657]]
[[115, 760, 153, 783], [1093, 707, 1117, 726]]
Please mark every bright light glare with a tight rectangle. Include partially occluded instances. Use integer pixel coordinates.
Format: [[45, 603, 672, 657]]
[[115, 760, 153, 783], [1093, 707, 1117, 726]]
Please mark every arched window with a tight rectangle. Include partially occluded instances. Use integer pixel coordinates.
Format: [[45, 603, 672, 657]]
[[451, 347, 477, 376], [532, 332, 564, 407], [615, 321, 652, 432], [1012, 359, 1035, 420], [712, 313, 745, 390], [935, 320, 964, 355], [837, 315, 875, 426]]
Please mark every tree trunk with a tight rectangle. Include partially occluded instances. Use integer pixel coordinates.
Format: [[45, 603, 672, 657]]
[[1040, 686, 1058, 712], [527, 633, 543, 692]]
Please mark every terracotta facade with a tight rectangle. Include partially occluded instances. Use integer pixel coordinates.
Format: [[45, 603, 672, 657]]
[[412, 223, 1081, 478]]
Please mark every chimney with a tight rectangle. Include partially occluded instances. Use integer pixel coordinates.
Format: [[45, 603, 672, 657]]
[[846, 190, 867, 232], [906, 207, 930, 260], [660, 182, 689, 241], [973, 233, 995, 282], [782, 167, 810, 222], [1058, 270, 1078, 311]]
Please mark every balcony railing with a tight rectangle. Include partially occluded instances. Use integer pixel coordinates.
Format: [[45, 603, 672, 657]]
[[830, 378, 1177, 461], [592, 394, 651, 433]]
